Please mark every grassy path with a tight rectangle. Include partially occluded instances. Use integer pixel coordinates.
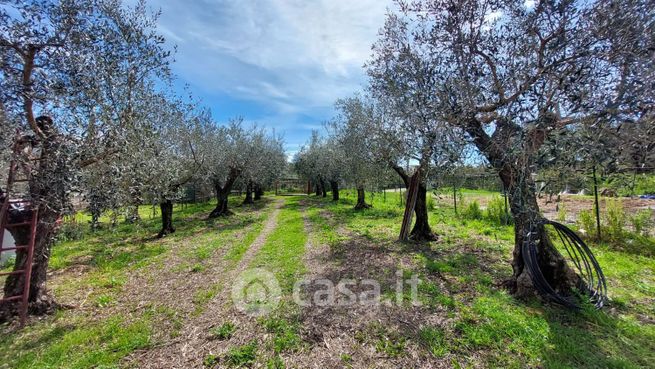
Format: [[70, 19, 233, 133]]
[[0, 199, 275, 369]]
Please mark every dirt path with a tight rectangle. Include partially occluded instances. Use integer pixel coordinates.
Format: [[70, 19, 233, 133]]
[[287, 201, 448, 368], [127, 198, 284, 368]]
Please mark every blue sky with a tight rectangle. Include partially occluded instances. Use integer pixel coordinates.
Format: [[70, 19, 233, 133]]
[[148, 0, 393, 157]]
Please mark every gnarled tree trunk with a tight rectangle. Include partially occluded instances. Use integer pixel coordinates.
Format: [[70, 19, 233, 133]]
[[499, 166, 581, 298], [2, 124, 66, 320], [319, 178, 327, 197], [354, 186, 370, 209], [410, 183, 437, 241], [243, 181, 254, 205], [254, 184, 263, 200], [157, 200, 175, 238], [330, 180, 339, 201], [391, 163, 436, 241], [209, 168, 240, 218]]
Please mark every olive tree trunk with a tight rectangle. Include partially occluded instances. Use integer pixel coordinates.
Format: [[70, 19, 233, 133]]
[[499, 167, 581, 297], [465, 120, 580, 298], [243, 181, 254, 205], [330, 180, 339, 201], [354, 186, 370, 209], [157, 200, 175, 238], [209, 168, 240, 218], [254, 184, 263, 200], [391, 163, 436, 241]]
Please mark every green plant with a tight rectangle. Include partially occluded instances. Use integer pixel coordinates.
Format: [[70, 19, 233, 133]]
[[577, 210, 596, 239], [224, 341, 258, 367], [203, 354, 218, 367], [418, 326, 448, 357], [209, 322, 236, 340], [462, 200, 482, 220], [266, 355, 285, 369], [605, 199, 626, 239], [557, 202, 567, 223], [631, 209, 653, 236], [261, 316, 301, 353], [426, 193, 436, 211], [485, 196, 511, 225]]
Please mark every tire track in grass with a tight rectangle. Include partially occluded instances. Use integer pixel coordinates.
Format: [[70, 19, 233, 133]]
[[129, 198, 285, 369]]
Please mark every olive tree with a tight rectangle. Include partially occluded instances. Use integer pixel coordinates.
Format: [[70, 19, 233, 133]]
[[369, 0, 654, 298], [330, 96, 384, 209], [0, 0, 172, 315], [240, 129, 286, 204]]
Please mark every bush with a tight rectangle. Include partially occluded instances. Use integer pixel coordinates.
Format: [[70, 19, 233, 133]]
[[57, 221, 86, 242], [577, 210, 596, 238], [485, 195, 511, 225], [462, 201, 483, 220], [631, 209, 653, 236], [557, 203, 567, 223], [605, 199, 626, 239], [426, 193, 436, 211]]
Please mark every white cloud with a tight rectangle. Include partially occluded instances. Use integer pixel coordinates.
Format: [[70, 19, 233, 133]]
[[149, 0, 391, 110]]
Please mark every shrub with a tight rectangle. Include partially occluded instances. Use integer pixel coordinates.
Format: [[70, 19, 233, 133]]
[[577, 210, 596, 238], [426, 193, 436, 211], [605, 199, 626, 239], [209, 322, 236, 340], [557, 203, 567, 223], [462, 200, 483, 220], [630, 209, 653, 236], [485, 196, 511, 225]]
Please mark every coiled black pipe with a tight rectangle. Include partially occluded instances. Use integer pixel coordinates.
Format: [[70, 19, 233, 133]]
[[522, 219, 607, 309]]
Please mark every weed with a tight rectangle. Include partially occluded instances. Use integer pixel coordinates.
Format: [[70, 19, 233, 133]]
[[462, 200, 483, 220], [557, 202, 567, 223], [419, 326, 448, 357], [203, 354, 218, 367], [577, 209, 596, 238], [266, 355, 285, 369], [605, 198, 627, 239], [261, 316, 301, 353], [209, 322, 236, 340], [631, 209, 652, 236], [224, 341, 258, 367], [485, 195, 511, 225]]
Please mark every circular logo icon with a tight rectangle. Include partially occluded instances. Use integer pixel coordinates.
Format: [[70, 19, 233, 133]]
[[232, 268, 281, 317]]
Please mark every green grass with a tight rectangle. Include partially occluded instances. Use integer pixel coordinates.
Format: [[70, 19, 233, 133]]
[[0, 196, 273, 368], [3, 190, 653, 368], [306, 190, 655, 368], [0, 314, 151, 369], [209, 322, 236, 340], [251, 197, 307, 292]]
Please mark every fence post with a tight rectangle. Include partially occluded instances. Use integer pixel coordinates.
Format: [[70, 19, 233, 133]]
[[592, 166, 601, 240]]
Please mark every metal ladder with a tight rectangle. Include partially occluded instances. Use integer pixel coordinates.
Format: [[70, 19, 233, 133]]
[[0, 134, 39, 326]]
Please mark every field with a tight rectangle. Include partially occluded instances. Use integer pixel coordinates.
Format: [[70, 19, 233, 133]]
[[1, 192, 654, 368]]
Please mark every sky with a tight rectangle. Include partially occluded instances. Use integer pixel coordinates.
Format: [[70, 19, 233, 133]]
[[147, 0, 394, 157]]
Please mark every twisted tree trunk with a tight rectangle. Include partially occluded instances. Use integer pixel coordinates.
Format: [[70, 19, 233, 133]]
[[391, 163, 436, 241], [499, 167, 581, 298], [209, 168, 240, 218], [157, 200, 175, 238], [354, 186, 370, 209], [330, 180, 339, 201], [243, 181, 254, 205], [254, 184, 263, 200], [465, 118, 580, 298]]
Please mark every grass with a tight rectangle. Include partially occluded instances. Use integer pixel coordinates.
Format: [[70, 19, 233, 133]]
[[250, 197, 307, 292], [304, 190, 655, 368], [2, 190, 654, 368], [0, 196, 273, 368]]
